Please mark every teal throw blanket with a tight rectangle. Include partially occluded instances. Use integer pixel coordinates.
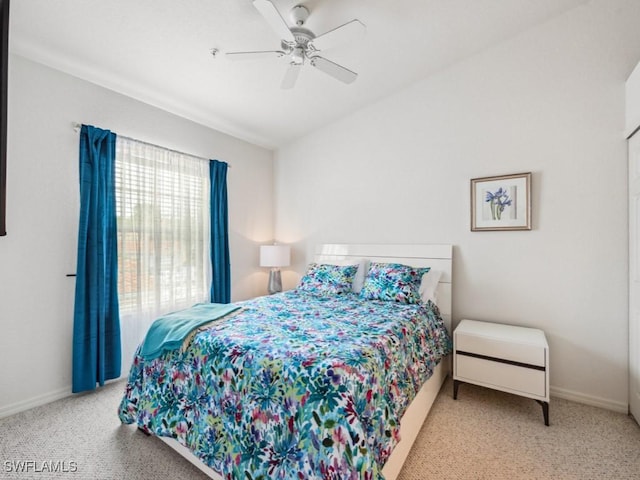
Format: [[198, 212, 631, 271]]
[[141, 303, 240, 360]]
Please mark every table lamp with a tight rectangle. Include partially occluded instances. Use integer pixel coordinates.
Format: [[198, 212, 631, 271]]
[[260, 244, 290, 294]]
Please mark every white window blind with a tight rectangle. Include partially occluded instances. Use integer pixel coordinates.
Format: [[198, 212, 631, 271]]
[[115, 137, 211, 363]]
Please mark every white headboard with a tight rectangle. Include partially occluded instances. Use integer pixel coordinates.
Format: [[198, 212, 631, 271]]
[[314, 244, 453, 333]]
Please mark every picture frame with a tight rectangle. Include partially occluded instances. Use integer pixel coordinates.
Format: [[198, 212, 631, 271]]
[[470, 172, 531, 231]]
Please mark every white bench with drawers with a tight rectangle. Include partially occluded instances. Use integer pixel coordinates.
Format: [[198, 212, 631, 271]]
[[453, 319, 550, 425]]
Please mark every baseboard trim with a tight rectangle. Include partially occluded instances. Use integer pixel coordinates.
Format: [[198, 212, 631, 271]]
[[0, 387, 71, 419], [0, 375, 128, 419], [551, 385, 628, 414]]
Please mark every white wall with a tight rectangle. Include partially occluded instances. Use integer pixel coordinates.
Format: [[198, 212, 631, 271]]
[[0, 55, 273, 417], [275, 0, 640, 411]]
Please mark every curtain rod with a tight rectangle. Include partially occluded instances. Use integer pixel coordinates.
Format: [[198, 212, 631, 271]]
[[72, 122, 230, 167]]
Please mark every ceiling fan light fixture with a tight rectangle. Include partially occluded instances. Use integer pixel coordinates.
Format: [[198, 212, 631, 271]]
[[291, 47, 305, 65]]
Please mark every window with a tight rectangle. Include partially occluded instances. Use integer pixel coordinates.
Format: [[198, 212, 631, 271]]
[[115, 137, 211, 356]]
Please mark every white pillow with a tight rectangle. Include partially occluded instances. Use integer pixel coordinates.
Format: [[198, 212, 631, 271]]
[[419, 269, 442, 304], [319, 258, 369, 293], [351, 259, 370, 293]]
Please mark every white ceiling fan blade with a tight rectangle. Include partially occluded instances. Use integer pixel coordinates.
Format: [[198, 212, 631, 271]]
[[253, 0, 295, 42], [281, 63, 302, 89], [310, 56, 358, 84], [226, 50, 285, 61], [310, 19, 366, 51]]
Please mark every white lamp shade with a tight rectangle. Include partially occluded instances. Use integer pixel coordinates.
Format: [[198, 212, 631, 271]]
[[260, 245, 291, 268]]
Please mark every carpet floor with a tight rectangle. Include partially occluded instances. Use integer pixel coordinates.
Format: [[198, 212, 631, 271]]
[[1, 377, 639, 479]]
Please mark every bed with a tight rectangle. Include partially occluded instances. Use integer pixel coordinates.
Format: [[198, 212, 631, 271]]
[[118, 244, 453, 479]]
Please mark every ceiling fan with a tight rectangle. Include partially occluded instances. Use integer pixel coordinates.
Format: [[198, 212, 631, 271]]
[[226, 0, 366, 89]]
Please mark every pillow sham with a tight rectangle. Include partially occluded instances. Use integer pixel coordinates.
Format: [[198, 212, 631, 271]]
[[296, 263, 359, 296], [360, 262, 430, 304], [318, 258, 370, 293]]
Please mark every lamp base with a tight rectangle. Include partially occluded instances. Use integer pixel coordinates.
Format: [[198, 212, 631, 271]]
[[268, 268, 282, 294]]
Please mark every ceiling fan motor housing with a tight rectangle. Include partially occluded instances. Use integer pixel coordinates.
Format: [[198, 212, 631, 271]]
[[291, 28, 314, 45], [281, 27, 314, 57]]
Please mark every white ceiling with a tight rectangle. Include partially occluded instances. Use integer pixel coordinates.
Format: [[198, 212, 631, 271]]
[[9, 0, 589, 149]]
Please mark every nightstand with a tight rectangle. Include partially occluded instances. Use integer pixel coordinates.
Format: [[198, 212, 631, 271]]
[[453, 319, 550, 425]]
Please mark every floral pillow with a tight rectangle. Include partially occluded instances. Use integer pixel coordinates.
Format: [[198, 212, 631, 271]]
[[296, 263, 359, 296], [359, 262, 430, 304]]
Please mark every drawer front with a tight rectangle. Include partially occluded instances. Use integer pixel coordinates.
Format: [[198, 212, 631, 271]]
[[455, 333, 545, 367], [455, 354, 546, 398]]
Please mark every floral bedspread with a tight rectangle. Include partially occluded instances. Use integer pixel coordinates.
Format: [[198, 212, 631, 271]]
[[118, 291, 452, 479]]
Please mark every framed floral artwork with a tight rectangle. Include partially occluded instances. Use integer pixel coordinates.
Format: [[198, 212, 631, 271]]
[[470, 172, 531, 231]]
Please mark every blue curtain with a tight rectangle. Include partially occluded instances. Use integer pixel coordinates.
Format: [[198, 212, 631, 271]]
[[72, 125, 121, 393], [209, 160, 230, 303]]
